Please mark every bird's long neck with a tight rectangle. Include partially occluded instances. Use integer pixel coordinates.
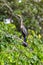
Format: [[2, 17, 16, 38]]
[[16, 15, 24, 29], [21, 21, 24, 28], [20, 16, 24, 29]]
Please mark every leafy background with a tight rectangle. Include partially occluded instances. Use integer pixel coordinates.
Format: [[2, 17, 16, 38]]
[[0, 22, 43, 65], [0, 0, 43, 65]]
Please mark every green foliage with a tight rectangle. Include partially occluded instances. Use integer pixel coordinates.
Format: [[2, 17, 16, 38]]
[[0, 0, 43, 34], [0, 0, 43, 65], [0, 22, 43, 65]]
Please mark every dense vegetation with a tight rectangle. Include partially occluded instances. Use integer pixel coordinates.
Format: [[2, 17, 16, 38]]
[[0, 0, 43, 65], [0, 22, 43, 65]]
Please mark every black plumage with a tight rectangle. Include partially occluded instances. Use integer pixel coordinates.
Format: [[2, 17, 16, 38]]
[[19, 15, 28, 47]]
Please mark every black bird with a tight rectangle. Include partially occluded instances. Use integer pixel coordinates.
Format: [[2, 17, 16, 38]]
[[20, 19, 28, 47], [18, 15, 28, 47]]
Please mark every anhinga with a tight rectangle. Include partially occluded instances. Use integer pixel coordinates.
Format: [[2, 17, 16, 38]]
[[17, 15, 28, 47]]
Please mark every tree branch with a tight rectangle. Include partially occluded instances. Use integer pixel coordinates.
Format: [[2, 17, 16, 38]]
[[0, 0, 23, 24]]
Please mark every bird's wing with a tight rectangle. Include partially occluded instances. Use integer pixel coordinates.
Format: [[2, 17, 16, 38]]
[[22, 26, 27, 36]]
